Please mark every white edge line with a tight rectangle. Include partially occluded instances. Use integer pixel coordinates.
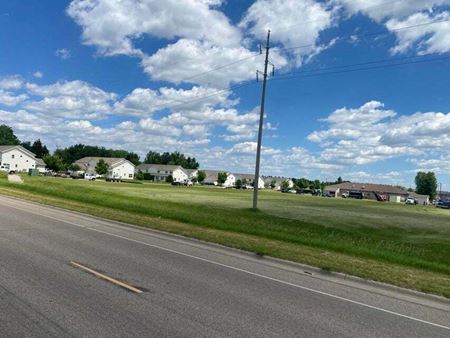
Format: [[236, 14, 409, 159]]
[[3, 200, 450, 331]]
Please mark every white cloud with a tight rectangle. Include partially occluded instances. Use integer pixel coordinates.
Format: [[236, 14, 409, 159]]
[[0, 90, 28, 106], [141, 39, 280, 88], [67, 0, 241, 57], [337, 0, 450, 22], [25, 80, 116, 119], [0, 75, 23, 90], [33, 71, 44, 79], [308, 101, 450, 169], [386, 11, 450, 55], [114, 85, 232, 116], [240, 0, 336, 64], [55, 48, 71, 59]]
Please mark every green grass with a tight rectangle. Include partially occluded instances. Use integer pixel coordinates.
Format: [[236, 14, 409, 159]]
[[1, 175, 450, 297]]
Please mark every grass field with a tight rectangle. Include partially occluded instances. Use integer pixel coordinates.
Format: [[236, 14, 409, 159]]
[[1, 173, 449, 297]]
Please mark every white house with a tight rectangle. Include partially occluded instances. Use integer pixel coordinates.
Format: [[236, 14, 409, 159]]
[[202, 170, 235, 187], [74, 157, 135, 180], [234, 173, 265, 189], [0, 145, 46, 173], [262, 176, 293, 190], [135, 164, 189, 182]]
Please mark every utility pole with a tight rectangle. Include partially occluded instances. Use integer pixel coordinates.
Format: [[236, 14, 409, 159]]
[[253, 30, 271, 209]]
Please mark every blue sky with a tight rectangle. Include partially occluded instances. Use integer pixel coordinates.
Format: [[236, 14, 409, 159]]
[[1, 0, 450, 189]]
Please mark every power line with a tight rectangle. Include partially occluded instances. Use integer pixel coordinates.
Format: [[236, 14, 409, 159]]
[[282, 17, 450, 53], [270, 55, 450, 82]]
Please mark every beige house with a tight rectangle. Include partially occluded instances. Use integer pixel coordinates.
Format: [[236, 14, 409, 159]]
[[74, 157, 135, 180]]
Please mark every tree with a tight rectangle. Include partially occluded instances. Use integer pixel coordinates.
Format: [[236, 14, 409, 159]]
[[144, 151, 161, 164], [281, 181, 290, 190], [270, 179, 277, 189], [337, 176, 343, 184], [165, 175, 173, 183], [197, 170, 206, 183], [0, 125, 20, 145], [43, 154, 64, 172], [217, 172, 228, 185], [31, 139, 49, 158], [135, 170, 145, 180], [68, 163, 81, 171], [235, 179, 242, 189], [95, 159, 109, 176], [125, 152, 140, 166], [143, 150, 199, 169], [415, 171, 438, 200]]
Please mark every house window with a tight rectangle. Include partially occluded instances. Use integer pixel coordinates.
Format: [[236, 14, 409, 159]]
[[11, 155, 15, 159], [129, 174, 133, 178]]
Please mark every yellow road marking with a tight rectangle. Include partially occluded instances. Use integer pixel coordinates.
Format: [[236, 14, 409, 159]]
[[70, 261, 143, 294]]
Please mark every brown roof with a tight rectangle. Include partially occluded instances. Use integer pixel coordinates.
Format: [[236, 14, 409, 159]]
[[324, 182, 408, 195]]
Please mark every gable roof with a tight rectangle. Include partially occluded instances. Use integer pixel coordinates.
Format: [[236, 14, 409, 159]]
[[0, 145, 37, 159], [35, 158, 46, 166], [74, 157, 134, 170], [136, 163, 185, 172], [324, 182, 408, 195]]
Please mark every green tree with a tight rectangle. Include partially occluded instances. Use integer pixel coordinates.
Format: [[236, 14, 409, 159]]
[[0, 125, 20, 145], [235, 179, 242, 189], [144, 151, 161, 164], [95, 159, 109, 176], [135, 170, 145, 180], [281, 181, 290, 190], [43, 154, 64, 172], [197, 170, 206, 183], [415, 171, 438, 200], [270, 179, 276, 189], [165, 175, 173, 183], [337, 176, 343, 184], [31, 139, 49, 158], [217, 172, 228, 185], [68, 163, 81, 171]]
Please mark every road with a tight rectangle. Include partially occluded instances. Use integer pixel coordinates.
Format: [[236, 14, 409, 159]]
[[0, 195, 449, 337]]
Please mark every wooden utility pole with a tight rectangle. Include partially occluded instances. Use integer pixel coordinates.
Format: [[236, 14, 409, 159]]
[[253, 30, 271, 209]]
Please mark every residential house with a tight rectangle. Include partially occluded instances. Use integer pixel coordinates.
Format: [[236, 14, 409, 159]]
[[185, 169, 198, 180], [202, 170, 235, 187], [408, 192, 430, 205], [74, 157, 135, 180], [262, 176, 293, 190], [0, 145, 46, 173], [324, 182, 409, 201], [438, 191, 450, 201], [234, 173, 265, 189], [135, 164, 188, 182]]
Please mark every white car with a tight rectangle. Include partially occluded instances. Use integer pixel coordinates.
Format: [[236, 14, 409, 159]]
[[405, 197, 416, 205], [84, 173, 96, 181], [0, 164, 10, 172]]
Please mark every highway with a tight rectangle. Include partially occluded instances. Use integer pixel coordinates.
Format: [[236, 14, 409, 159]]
[[0, 195, 449, 337]]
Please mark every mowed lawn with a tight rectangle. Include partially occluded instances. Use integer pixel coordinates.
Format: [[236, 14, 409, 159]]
[[1, 173, 450, 297]]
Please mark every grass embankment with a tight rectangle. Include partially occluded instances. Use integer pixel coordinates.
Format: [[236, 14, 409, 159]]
[[1, 175, 449, 297]]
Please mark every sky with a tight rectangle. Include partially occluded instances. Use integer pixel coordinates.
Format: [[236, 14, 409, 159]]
[[1, 0, 450, 189]]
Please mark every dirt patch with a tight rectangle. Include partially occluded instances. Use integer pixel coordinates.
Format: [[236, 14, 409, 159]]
[[8, 175, 23, 184]]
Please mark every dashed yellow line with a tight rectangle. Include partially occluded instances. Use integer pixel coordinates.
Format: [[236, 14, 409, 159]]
[[70, 261, 143, 294]]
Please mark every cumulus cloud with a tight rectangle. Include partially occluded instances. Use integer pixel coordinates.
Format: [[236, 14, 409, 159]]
[[25, 80, 117, 119], [0, 90, 28, 106], [67, 0, 241, 57], [240, 0, 336, 64], [0, 75, 23, 90], [114, 85, 232, 116], [308, 101, 450, 169], [337, 0, 450, 55]]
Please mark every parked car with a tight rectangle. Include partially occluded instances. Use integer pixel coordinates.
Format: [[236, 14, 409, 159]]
[[0, 164, 10, 172], [405, 197, 417, 205], [84, 173, 96, 181]]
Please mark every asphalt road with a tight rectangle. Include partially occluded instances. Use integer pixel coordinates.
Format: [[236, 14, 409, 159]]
[[0, 195, 449, 337]]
